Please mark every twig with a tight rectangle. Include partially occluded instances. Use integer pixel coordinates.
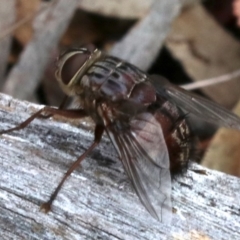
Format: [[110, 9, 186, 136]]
[[181, 69, 240, 90]]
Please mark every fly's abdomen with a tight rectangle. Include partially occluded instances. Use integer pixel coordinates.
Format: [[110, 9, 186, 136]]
[[153, 100, 196, 176]]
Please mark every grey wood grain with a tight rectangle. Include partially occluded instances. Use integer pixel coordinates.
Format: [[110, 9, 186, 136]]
[[0, 93, 239, 240]]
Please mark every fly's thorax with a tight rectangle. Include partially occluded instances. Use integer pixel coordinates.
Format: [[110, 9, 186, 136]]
[[84, 57, 148, 102], [55, 46, 102, 96]]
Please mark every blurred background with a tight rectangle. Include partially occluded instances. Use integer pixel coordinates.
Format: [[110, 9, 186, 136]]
[[0, 0, 240, 177]]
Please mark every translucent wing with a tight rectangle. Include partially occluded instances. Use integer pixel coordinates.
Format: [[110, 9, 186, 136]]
[[150, 75, 240, 130], [105, 111, 172, 223]]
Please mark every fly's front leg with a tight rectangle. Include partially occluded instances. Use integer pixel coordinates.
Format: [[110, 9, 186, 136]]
[[0, 107, 88, 135], [39, 95, 69, 119]]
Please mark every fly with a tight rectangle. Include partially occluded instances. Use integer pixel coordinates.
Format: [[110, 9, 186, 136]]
[[1, 44, 240, 224]]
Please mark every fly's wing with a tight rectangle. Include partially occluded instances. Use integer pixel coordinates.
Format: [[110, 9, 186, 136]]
[[149, 75, 240, 130], [104, 110, 172, 223]]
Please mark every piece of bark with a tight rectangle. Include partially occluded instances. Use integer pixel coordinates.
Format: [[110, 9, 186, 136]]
[[0, 93, 239, 240], [166, 4, 240, 108], [2, 0, 78, 101], [0, 0, 15, 86]]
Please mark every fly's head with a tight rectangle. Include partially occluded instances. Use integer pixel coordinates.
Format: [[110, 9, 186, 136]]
[[55, 44, 102, 96]]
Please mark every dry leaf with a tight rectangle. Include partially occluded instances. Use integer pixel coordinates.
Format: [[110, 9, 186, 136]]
[[233, 0, 240, 26], [166, 4, 240, 108], [202, 99, 240, 177], [14, 0, 41, 45]]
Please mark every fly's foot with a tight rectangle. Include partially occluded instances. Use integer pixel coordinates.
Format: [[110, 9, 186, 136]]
[[40, 201, 52, 213]]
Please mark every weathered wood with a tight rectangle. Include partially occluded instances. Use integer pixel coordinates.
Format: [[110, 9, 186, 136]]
[[0, 93, 239, 240]]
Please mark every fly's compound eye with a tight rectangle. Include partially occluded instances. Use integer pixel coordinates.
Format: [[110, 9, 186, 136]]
[[56, 51, 91, 85]]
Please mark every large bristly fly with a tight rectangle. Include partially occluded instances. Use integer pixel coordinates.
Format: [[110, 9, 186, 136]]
[[1, 45, 240, 224]]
